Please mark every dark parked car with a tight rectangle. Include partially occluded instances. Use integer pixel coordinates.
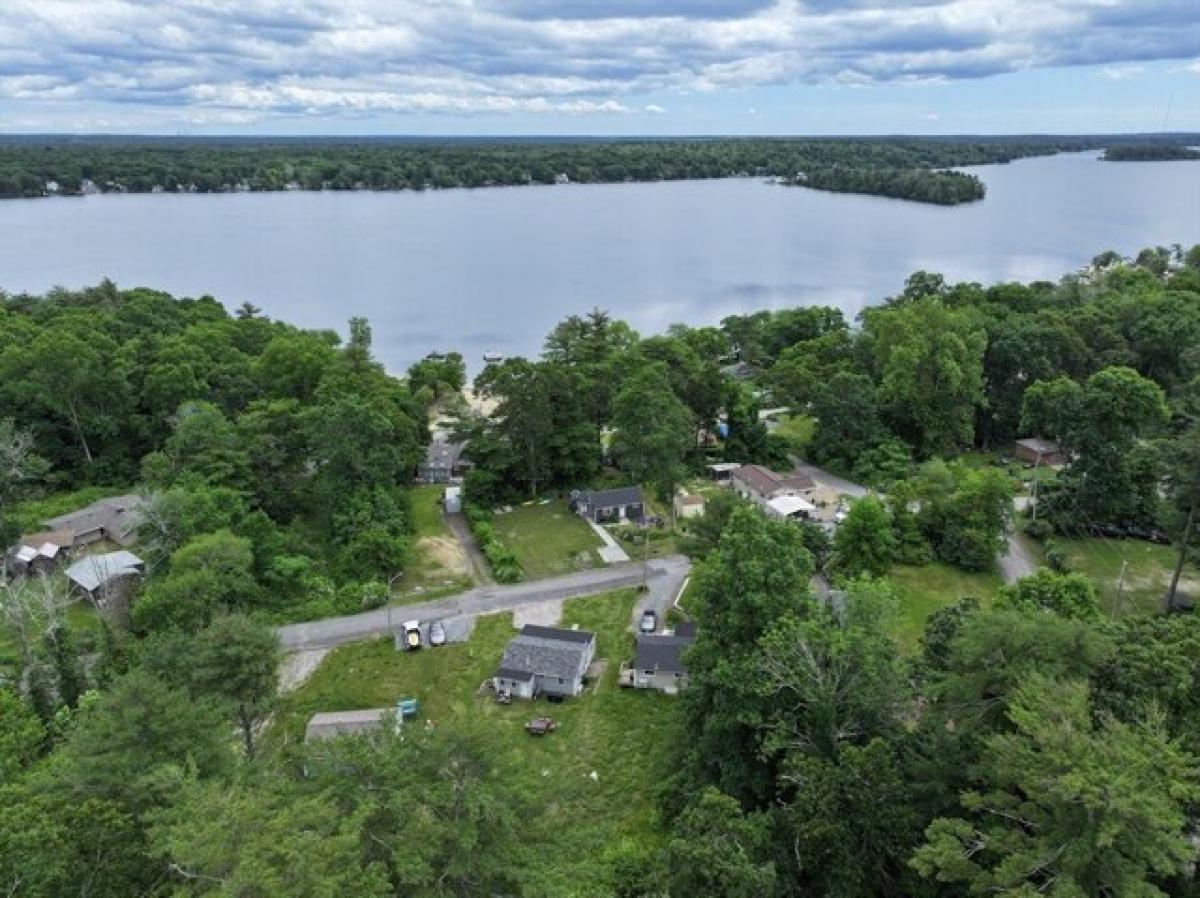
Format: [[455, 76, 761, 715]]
[[525, 717, 558, 736]]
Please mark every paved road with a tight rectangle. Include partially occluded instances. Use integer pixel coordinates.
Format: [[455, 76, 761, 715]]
[[999, 527, 1039, 584], [789, 456, 869, 498], [277, 555, 692, 650]]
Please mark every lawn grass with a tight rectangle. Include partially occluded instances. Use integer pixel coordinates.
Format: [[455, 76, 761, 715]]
[[773, 413, 815, 452], [492, 501, 604, 580], [885, 563, 1003, 651], [1053, 537, 1187, 616], [401, 485, 473, 595], [273, 588, 680, 898]]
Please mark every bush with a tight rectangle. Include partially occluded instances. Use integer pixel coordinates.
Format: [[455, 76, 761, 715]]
[[1024, 519, 1054, 542], [464, 504, 522, 583]]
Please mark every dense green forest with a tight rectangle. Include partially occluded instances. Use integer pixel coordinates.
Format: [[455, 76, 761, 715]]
[[1104, 144, 1200, 162], [0, 135, 1108, 204], [1, 245, 1198, 896]]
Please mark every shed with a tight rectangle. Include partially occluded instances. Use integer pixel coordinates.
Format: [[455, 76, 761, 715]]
[[706, 462, 742, 483], [444, 485, 463, 514], [673, 492, 706, 520], [1014, 438, 1065, 467], [305, 709, 390, 742]]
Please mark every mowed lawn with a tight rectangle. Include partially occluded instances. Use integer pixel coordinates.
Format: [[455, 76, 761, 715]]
[[273, 588, 681, 898], [1053, 537, 1188, 615], [773, 413, 815, 452], [885, 563, 1003, 651], [493, 500, 605, 579]]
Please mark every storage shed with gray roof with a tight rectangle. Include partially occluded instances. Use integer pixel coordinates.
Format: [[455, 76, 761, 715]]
[[492, 625, 596, 700]]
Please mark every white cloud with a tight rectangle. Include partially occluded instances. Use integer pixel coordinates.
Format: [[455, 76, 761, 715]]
[[0, 0, 1196, 122]]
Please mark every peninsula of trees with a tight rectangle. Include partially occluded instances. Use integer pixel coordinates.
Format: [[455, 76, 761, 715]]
[[0, 134, 1138, 205], [1103, 144, 1200, 162]]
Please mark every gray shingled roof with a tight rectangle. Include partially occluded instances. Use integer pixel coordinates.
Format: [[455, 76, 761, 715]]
[[584, 486, 643, 509], [65, 551, 143, 593], [44, 494, 146, 546], [497, 627, 595, 681], [634, 633, 695, 674]]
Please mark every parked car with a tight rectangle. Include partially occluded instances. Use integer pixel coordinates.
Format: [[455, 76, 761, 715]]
[[402, 620, 421, 651], [428, 620, 446, 646], [525, 717, 558, 736], [639, 609, 657, 633]]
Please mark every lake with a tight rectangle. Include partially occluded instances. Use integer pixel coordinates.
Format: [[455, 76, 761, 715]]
[[1, 151, 1197, 372]]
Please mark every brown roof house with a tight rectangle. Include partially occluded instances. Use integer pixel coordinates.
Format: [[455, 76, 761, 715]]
[[1014, 438, 1065, 467], [731, 464, 816, 508], [43, 494, 147, 548]]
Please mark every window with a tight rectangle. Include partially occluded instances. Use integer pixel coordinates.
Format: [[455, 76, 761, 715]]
[[557, 678, 564, 684], [644, 670, 655, 677]]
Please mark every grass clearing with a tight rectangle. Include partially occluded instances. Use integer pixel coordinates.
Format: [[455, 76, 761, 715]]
[[773, 413, 815, 452], [885, 563, 1003, 651], [10, 485, 133, 533], [273, 588, 680, 897], [401, 485, 472, 594], [492, 501, 604, 580], [1053, 537, 1187, 616]]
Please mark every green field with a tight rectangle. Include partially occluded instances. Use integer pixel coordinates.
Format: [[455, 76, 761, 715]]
[[1053, 537, 1188, 615], [772, 413, 815, 452], [885, 563, 1003, 650], [492, 501, 604, 579], [273, 589, 680, 897]]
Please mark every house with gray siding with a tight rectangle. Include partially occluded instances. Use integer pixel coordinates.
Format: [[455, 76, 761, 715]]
[[627, 624, 695, 695], [492, 625, 596, 700]]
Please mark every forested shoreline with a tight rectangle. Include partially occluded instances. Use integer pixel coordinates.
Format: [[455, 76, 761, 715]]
[[0, 134, 1139, 205], [1103, 144, 1200, 162]]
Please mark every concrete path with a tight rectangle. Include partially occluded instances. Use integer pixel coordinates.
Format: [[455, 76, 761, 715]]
[[445, 511, 494, 585], [588, 520, 631, 563], [277, 555, 692, 650], [999, 528, 1039, 585]]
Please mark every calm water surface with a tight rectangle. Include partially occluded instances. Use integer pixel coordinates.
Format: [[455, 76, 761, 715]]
[[1, 151, 1197, 371]]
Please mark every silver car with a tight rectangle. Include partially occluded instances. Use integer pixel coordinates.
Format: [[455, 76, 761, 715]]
[[639, 609, 657, 634], [429, 620, 447, 647]]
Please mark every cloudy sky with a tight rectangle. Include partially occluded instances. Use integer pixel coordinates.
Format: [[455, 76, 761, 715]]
[[1, 0, 1197, 134]]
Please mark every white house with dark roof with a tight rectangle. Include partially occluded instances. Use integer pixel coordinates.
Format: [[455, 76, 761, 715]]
[[731, 465, 816, 508], [493, 625, 596, 700], [625, 623, 696, 695]]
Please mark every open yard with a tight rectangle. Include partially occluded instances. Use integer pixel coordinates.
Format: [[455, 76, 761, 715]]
[[1052, 537, 1190, 616], [399, 485, 473, 595], [272, 588, 680, 898], [772, 413, 815, 452], [492, 500, 605, 580], [885, 563, 1004, 651]]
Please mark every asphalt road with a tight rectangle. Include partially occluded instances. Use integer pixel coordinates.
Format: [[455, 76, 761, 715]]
[[789, 455, 869, 498], [277, 555, 692, 650]]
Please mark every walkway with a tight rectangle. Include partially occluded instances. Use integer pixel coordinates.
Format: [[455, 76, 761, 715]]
[[587, 520, 630, 563], [276, 555, 692, 650]]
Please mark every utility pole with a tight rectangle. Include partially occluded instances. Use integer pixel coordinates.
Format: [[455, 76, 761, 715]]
[[1165, 497, 1197, 614], [1114, 559, 1129, 617], [1030, 457, 1041, 522]]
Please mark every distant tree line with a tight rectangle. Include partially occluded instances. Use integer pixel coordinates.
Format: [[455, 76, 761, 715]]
[[0, 136, 1103, 204]]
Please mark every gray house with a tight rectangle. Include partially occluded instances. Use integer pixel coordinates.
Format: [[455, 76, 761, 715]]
[[627, 624, 696, 695], [572, 486, 645, 524], [493, 625, 596, 700], [43, 494, 146, 548], [417, 439, 471, 483]]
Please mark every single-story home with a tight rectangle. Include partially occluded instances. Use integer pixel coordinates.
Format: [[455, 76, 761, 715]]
[[572, 486, 645, 524], [731, 464, 816, 507], [1014, 438, 1065, 467], [417, 439, 472, 483], [673, 491, 706, 520], [43, 494, 146, 548], [64, 551, 145, 605], [305, 708, 390, 742], [765, 494, 816, 521], [493, 625, 596, 700], [627, 624, 696, 695]]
